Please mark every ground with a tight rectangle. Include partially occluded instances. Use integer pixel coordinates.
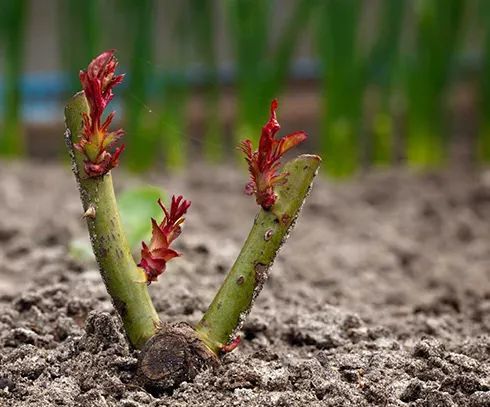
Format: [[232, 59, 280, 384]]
[[0, 161, 489, 407]]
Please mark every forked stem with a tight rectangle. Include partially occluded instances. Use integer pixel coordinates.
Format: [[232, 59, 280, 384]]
[[65, 75, 321, 394]]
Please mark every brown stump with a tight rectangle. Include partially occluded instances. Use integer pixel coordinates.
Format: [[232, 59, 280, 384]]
[[137, 322, 219, 394]]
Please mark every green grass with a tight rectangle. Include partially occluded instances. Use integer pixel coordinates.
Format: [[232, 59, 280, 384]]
[[189, 0, 222, 163], [316, 0, 363, 177], [227, 0, 316, 148], [119, 0, 157, 172], [368, 0, 406, 166], [478, 0, 490, 162], [58, 0, 101, 95], [0, 0, 28, 156], [404, 0, 464, 168]]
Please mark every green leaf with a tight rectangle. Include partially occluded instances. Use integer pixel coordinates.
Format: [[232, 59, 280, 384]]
[[69, 185, 166, 263], [118, 185, 167, 251]]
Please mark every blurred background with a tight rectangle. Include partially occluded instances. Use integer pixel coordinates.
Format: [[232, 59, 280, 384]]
[[0, 0, 488, 177]]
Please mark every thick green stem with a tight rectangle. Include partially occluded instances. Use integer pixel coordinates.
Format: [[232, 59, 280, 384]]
[[64, 92, 160, 349], [195, 154, 321, 354]]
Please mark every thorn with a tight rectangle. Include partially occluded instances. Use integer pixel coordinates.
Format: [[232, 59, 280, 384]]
[[82, 205, 96, 219]]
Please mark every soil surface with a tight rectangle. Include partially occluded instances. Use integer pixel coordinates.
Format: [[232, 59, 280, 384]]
[[0, 160, 489, 406]]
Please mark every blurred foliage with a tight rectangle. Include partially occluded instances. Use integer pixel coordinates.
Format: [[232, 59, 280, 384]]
[[118, 185, 166, 250], [227, 0, 316, 148], [3, 0, 490, 176], [70, 185, 166, 262], [478, 0, 490, 162], [0, 0, 28, 157], [404, 0, 465, 168], [155, 0, 193, 171], [316, 0, 363, 176], [59, 0, 101, 95], [189, 0, 222, 162], [118, 0, 156, 172], [367, 0, 406, 166]]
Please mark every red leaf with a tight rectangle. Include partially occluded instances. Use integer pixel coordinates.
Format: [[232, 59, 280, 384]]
[[74, 50, 125, 177], [239, 99, 307, 209], [138, 195, 191, 284]]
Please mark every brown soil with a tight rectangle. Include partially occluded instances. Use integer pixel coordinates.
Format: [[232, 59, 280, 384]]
[[0, 161, 489, 406]]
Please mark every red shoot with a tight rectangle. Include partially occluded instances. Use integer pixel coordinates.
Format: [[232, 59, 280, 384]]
[[138, 195, 191, 284], [74, 50, 125, 177], [219, 336, 241, 354], [239, 99, 307, 210]]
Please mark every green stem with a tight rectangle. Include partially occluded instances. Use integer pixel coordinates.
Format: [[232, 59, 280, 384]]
[[195, 154, 321, 354], [64, 92, 160, 349]]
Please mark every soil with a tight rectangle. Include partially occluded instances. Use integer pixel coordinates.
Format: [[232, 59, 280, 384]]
[[0, 160, 489, 407]]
